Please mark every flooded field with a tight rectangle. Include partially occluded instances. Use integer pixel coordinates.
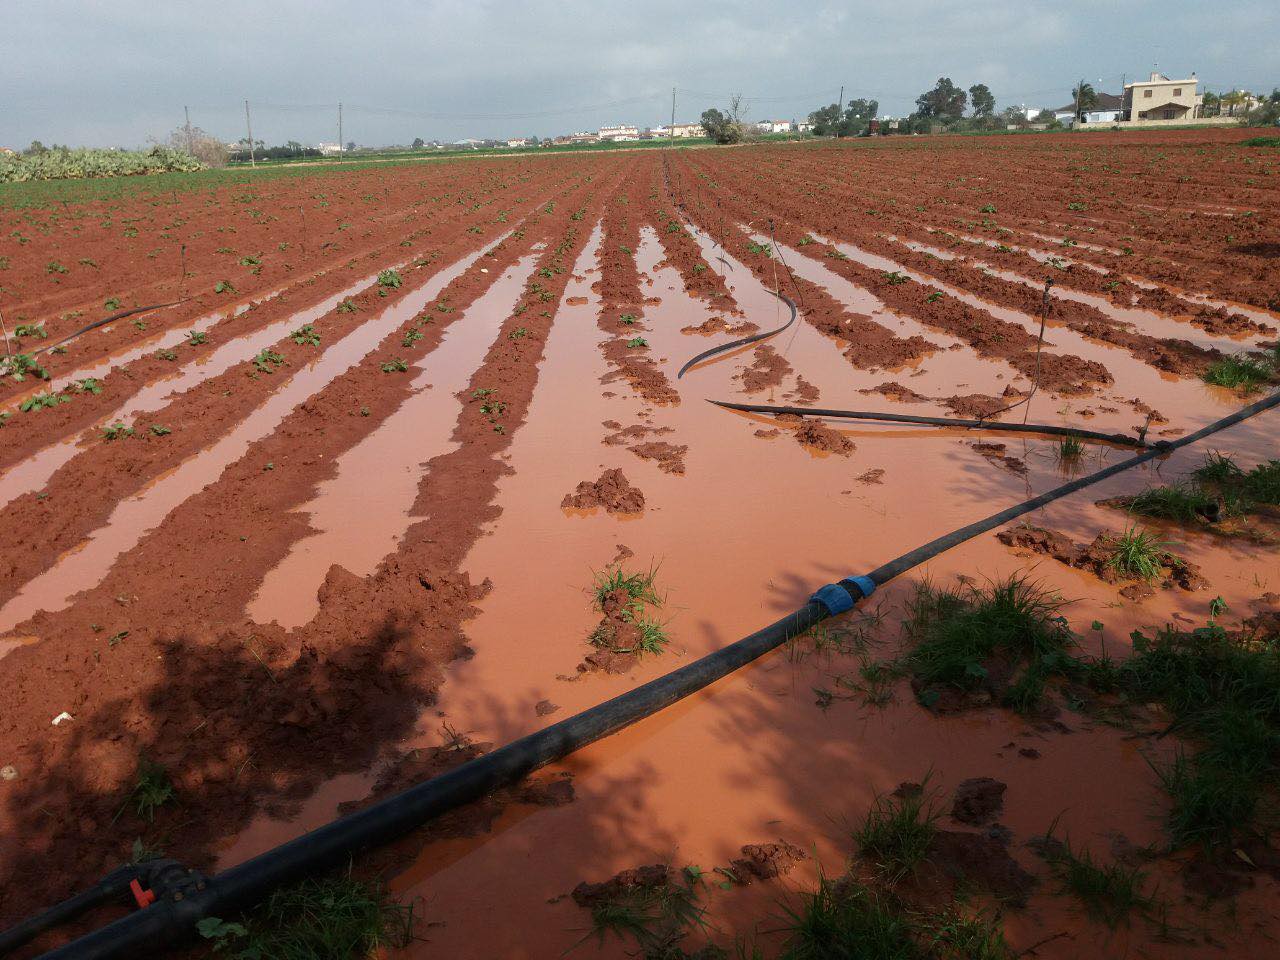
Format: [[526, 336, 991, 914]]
[[1, 130, 1278, 958]]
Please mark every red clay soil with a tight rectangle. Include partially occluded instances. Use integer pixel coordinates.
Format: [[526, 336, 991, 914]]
[[791, 418, 855, 457], [627, 440, 688, 474], [681, 315, 758, 336], [997, 523, 1209, 599], [561, 468, 645, 514], [736, 344, 792, 392], [0, 159, 630, 945]]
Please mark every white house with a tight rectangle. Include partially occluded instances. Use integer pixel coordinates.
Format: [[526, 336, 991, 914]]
[[1052, 92, 1124, 124], [598, 124, 639, 141], [317, 142, 342, 156], [755, 119, 794, 134], [506, 138, 529, 148]]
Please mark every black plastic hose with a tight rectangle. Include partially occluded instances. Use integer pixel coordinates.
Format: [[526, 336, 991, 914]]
[[676, 292, 797, 378], [25, 384, 1280, 960], [34, 302, 181, 356], [709, 400, 1150, 449]]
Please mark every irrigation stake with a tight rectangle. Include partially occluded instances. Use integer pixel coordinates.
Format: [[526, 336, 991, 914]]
[[0, 307, 12, 361]]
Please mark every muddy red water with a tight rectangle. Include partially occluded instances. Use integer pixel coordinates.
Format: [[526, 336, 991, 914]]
[[1, 132, 1277, 959]]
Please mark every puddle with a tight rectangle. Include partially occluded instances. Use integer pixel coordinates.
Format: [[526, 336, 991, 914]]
[[0, 271, 395, 512], [0, 245, 496, 634], [246, 252, 540, 630]]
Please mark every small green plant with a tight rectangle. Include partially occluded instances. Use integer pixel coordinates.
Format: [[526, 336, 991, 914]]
[[76, 378, 102, 394], [46, 260, 68, 274], [20, 392, 70, 412], [1193, 451, 1243, 486], [1037, 828, 1155, 927], [251, 349, 286, 374], [779, 876, 914, 960], [377, 269, 403, 290], [853, 779, 939, 883], [237, 255, 261, 267], [336, 299, 357, 314], [380, 358, 408, 373], [618, 313, 636, 324], [290, 324, 321, 346], [104, 297, 122, 311], [881, 271, 909, 285], [149, 424, 171, 436], [1127, 483, 1216, 523], [1068, 201, 1087, 211], [187, 329, 207, 345], [626, 336, 648, 348], [1105, 525, 1167, 580], [402, 327, 423, 347], [747, 240, 772, 257], [797, 235, 815, 246], [593, 566, 662, 615], [1202, 353, 1272, 393], [507, 327, 528, 340], [1057, 435, 1084, 460], [13, 322, 46, 339], [2, 353, 49, 382], [103, 422, 135, 441], [157, 349, 177, 361], [979, 203, 997, 213], [127, 758, 175, 822], [214, 279, 236, 295]]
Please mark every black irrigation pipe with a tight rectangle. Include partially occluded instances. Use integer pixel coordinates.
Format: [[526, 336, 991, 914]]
[[676, 291, 798, 379], [709, 400, 1151, 449], [32, 302, 182, 356], [19, 384, 1280, 960]]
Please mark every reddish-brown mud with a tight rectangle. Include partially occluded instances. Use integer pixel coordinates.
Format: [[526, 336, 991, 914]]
[[1, 134, 1278, 959]]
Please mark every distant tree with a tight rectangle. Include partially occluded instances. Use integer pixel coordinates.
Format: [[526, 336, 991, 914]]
[[1071, 82, 1099, 119], [700, 107, 743, 145], [969, 84, 995, 118], [285, 140, 304, 155], [1202, 91, 1221, 116], [808, 98, 879, 137], [412, 137, 425, 149], [807, 103, 842, 136], [915, 78, 967, 123], [345, 141, 356, 152], [165, 125, 228, 167], [998, 106, 1028, 127], [24, 140, 47, 156]]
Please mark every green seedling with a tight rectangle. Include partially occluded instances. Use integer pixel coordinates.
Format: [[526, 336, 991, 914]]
[[402, 328, 423, 347], [336, 299, 358, 314], [187, 329, 207, 345], [290, 324, 321, 346], [881, 271, 909, 285], [925, 291, 944, 303], [103, 422, 135, 441], [20, 392, 70, 412], [1202, 354, 1272, 393], [380, 358, 408, 373], [77, 378, 102, 394], [626, 337, 648, 348], [2, 353, 49, 382], [746, 240, 772, 257], [104, 297, 122, 311], [251, 349, 286, 374], [14, 323, 46, 339], [618, 313, 637, 324], [377, 269, 403, 289], [507, 327, 528, 340]]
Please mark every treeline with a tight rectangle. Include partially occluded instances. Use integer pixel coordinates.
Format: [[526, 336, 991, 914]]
[[807, 79, 1023, 136], [228, 140, 326, 162]]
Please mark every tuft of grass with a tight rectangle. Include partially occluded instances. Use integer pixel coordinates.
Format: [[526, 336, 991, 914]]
[[919, 908, 1013, 960], [1104, 525, 1167, 580], [199, 872, 415, 960], [1114, 619, 1280, 847], [1193, 451, 1243, 486], [1201, 353, 1272, 392], [779, 876, 915, 960], [853, 779, 940, 883], [1038, 829, 1155, 927], [592, 565, 662, 612], [904, 576, 1072, 713], [1242, 459, 1280, 504], [1127, 483, 1216, 523], [585, 876, 705, 956], [1057, 435, 1084, 460], [123, 758, 175, 823]]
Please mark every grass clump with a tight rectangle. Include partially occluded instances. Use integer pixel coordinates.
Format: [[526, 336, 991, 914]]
[[1201, 352, 1273, 392], [584, 876, 706, 957], [1056, 435, 1084, 461], [903, 576, 1073, 714], [780, 877, 916, 960], [198, 872, 415, 960], [854, 780, 939, 883], [1127, 483, 1216, 523], [1037, 828, 1155, 927], [1111, 618, 1280, 847], [1104, 525, 1167, 580]]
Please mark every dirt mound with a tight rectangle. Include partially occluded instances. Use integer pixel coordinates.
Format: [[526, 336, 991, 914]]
[[792, 420, 854, 457], [571, 864, 672, 907], [860, 381, 929, 404], [784, 375, 820, 404], [730, 841, 807, 882], [951, 777, 1006, 825], [737, 344, 791, 391], [997, 524, 1208, 597], [628, 440, 688, 474], [926, 829, 1037, 907], [681, 316, 759, 336], [943, 393, 1008, 418], [561, 468, 645, 514], [971, 441, 1028, 476], [855, 468, 886, 484]]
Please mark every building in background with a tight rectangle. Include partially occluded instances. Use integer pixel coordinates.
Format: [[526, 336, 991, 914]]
[[754, 119, 794, 134], [1122, 73, 1204, 122], [317, 142, 342, 155], [1052, 92, 1124, 124], [598, 124, 639, 141]]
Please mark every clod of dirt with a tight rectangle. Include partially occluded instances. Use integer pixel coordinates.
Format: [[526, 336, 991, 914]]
[[784, 376, 820, 404], [792, 420, 854, 457], [754, 428, 780, 438], [1018, 747, 1041, 759], [603, 423, 675, 446], [571, 864, 672, 907], [859, 381, 929, 404], [681, 316, 759, 336], [951, 777, 1006, 825], [996, 524, 1209, 595], [560, 468, 645, 514], [926, 830, 1037, 907], [855, 468, 886, 484], [612, 543, 635, 564], [730, 841, 807, 882], [578, 587, 647, 675], [534, 699, 559, 717], [628, 441, 688, 475], [971, 441, 1028, 476], [736, 344, 791, 392], [944, 393, 1008, 418]]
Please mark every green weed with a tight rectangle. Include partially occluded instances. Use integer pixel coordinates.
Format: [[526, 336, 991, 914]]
[[779, 876, 915, 960], [214, 279, 236, 295], [854, 779, 940, 883], [1038, 829, 1155, 927], [1105, 525, 1167, 580], [1201, 353, 1272, 392], [1057, 435, 1084, 460]]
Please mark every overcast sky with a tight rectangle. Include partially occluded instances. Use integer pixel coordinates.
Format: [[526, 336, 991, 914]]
[[4, 0, 1277, 149]]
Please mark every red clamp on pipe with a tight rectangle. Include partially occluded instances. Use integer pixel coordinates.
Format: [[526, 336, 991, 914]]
[[129, 879, 155, 909]]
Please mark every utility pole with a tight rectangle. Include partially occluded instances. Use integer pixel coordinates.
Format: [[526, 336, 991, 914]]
[[1120, 72, 1127, 120], [338, 102, 343, 152], [244, 100, 255, 167], [183, 105, 193, 153], [669, 87, 676, 148], [1073, 78, 1084, 128], [835, 84, 844, 138]]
